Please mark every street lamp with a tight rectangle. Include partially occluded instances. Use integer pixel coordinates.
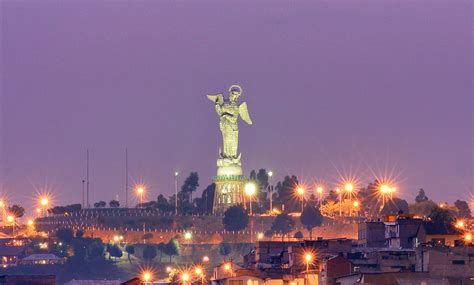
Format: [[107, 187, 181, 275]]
[[244, 182, 256, 215], [182, 272, 190, 285], [465, 233, 472, 244], [268, 171, 273, 214], [184, 232, 192, 241], [296, 186, 305, 213], [257, 232, 264, 240], [344, 183, 354, 216], [456, 220, 465, 229], [336, 188, 342, 216], [316, 186, 323, 204], [136, 186, 145, 206], [143, 272, 152, 284], [202, 255, 210, 263], [380, 184, 390, 209], [304, 252, 313, 285]]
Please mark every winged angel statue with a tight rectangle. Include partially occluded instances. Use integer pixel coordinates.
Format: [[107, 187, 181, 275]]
[[207, 85, 252, 167]]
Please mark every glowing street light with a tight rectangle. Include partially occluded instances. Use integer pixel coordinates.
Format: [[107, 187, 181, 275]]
[[304, 252, 313, 285], [296, 186, 305, 213], [27, 219, 34, 226], [182, 272, 190, 284], [142, 271, 152, 284], [224, 263, 232, 271], [175, 171, 179, 215], [245, 182, 257, 215], [268, 171, 274, 214], [465, 233, 472, 243], [202, 255, 210, 263], [257, 232, 264, 240], [136, 186, 145, 206], [344, 183, 354, 216], [316, 186, 323, 204], [184, 232, 192, 241], [7, 215, 14, 223], [456, 220, 465, 229]]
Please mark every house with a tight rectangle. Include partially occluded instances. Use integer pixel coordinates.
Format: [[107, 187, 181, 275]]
[[253, 240, 300, 269], [318, 255, 352, 285], [414, 222, 463, 247], [0, 238, 30, 267], [212, 262, 265, 285], [0, 275, 56, 285], [384, 217, 423, 249], [335, 272, 457, 285], [415, 246, 474, 278], [349, 249, 416, 273], [357, 221, 385, 248], [20, 253, 65, 265]]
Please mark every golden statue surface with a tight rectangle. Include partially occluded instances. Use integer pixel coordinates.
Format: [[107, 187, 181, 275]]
[[207, 84, 252, 177]]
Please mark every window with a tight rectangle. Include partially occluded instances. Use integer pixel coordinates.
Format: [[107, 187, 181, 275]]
[[230, 280, 243, 285], [452, 260, 465, 265]]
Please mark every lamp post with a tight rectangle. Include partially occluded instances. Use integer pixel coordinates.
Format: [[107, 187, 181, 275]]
[[345, 183, 353, 216], [182, 272, 190, 285], [268, 171, 273, 214], [304, 253, 313, 285], [380, 184, 390, 209], [316, 186, 323, 205], [336, 188, 342, 216], [142, 272, 152, 284], [40, 197, 49, 217], [175, 172, 179, 215], [244, 182, 256, 215], [136, 186, 144, 207], [296, 186, 305, 214]]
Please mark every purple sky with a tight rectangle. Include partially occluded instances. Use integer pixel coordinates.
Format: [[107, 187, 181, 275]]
[[1, 0, 472, 210]]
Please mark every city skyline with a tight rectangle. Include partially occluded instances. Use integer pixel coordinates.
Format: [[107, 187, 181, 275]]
[[1, 0, 471, 208]]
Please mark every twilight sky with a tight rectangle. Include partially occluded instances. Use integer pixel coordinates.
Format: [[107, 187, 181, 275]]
[[0, 0, 472, 210]]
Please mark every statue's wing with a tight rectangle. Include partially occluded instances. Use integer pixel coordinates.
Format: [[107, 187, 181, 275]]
[[207, 94, 224, 105], [239, 102, 253, 125]]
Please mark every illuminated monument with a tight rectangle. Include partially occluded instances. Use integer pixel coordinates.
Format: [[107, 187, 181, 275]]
[[207, 84, 253, 214]]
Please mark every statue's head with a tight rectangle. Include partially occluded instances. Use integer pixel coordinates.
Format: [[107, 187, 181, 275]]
[[228, 84, 242, 102]]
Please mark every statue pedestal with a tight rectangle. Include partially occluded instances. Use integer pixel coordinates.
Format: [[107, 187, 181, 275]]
[[212, 175, 247, 214]]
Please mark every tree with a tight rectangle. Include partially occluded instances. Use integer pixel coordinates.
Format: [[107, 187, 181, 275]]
[[163, 239, 180, 262], [88, 240, 105, 260], [222, 205, 249, 232], [454, 200, 472, 218], [180, 172, 199, 203], [429, 206, 455, 232], [380, 198, 410, 215], [415, 189, 429, 203], [195, 184, 215, 214], [409, 200, 437, 216], [108, 244, 122, 261], [142, 245, 157, 261], [300, 205, 323, 239], [109, 200, 120, 208], [218, 242, 232, 258], [294, 231, 304, 239], [94, 201, 107, 208], [142, 233, 153, 243], [157, 194, 173, 213], [157, 242, 166, 262], [271, 213, 295, 236], [8, 205, 24, 218], [76, 229, 85, 238], [274, 175, 299, 212], [56, 228, 74, 244], [125, 245, 135, 263]]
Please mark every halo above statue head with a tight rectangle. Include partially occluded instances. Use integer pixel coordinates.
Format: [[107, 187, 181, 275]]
[[228, 84, 243, 95]]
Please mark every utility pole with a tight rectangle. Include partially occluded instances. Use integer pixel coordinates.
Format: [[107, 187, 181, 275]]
[[86, 149, 90, 208], [174, 172, 179, 215], [82, 179, 85, 208], [125, 148, 128, 208]]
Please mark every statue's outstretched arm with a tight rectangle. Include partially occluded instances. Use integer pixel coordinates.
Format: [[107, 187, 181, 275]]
[[207, 94, 224, 105]]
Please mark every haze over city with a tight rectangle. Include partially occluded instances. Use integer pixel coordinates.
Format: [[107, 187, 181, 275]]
[[1, 0, 471, 208]]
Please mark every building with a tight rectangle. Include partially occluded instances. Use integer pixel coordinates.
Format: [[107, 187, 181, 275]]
[[318, 255, 352, 285], [349, 249, 416, 273], [415, 246, 474, 279], [357, 221, 385, 248], [384, 217, 423, 249], [288, 238, 353, 269], [0, 275, 56, 285], [20, 253, 65, 265], [414, 222, 463, 247], [335, 272, 458, 285], [0, 238, 30, 267], [250, 240, 300, 269]]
